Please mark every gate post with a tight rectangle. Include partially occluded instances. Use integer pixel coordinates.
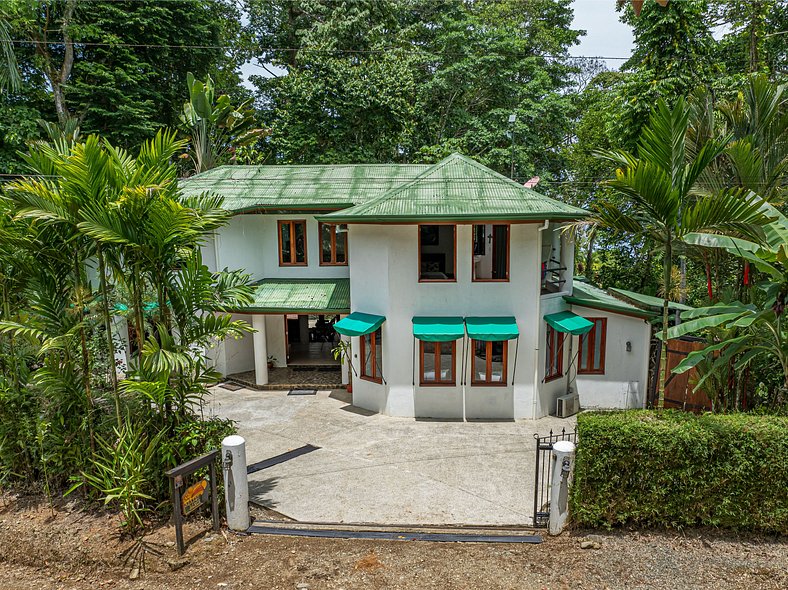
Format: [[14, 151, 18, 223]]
[[222, 435, 250, 531], [548, 440, 576, 535]]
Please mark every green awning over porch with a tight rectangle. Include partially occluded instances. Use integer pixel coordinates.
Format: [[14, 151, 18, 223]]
[[412, 316, 465, 342], [464, 316, 519, 341], [544, 311, 594, 335], [333, 312, 386, 337]]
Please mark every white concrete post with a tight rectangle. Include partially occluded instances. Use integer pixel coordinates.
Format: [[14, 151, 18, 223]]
[[548, 440, 576, 535], [222, 435, 250, 532], [252, 315, 268, 386], [340, 333, 350, 386]]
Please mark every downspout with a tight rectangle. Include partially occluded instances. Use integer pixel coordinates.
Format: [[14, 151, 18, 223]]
[[533, 220, 551, 419]]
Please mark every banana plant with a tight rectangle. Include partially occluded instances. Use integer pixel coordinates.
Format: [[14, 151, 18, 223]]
[[667, 202, 788, 405]]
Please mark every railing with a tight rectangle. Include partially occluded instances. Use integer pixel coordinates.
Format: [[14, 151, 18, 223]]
[[533, 426, 577, 528], [541, 258, 567, 294]]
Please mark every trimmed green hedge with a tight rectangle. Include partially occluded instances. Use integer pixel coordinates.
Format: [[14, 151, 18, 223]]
[[571, 410, 788, 533]]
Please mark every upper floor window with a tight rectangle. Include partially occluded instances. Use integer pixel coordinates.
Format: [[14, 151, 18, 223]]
[[278, 220, 307, 266], [472, 224, 509, 281], [360, 327, 383, 383], [419, 224, 456, 282], [545, 325, 564, 382], [319, 222, 348, 266], [420, 341, 456, 386], [578, 318, 606, 375], [471, 339, 507, 386]]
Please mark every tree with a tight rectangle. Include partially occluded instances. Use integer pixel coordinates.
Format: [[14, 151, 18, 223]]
[[180, 73, 266, 174], [585, 96, 772, 408], [0, 18, 21, 92]]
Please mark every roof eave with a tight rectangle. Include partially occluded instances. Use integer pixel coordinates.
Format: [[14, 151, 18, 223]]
[[564, 296, 657, 319], [317, 212, 589, 223]]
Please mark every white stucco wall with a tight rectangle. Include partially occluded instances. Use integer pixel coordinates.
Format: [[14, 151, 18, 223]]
[[205, 214, 351, 280], [348, 222, 557, 420], [265, 315, 287, 367], [569, 305, 651, 410]]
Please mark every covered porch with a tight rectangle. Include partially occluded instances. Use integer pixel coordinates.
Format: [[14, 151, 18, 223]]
[[211, 278, 350, 390]]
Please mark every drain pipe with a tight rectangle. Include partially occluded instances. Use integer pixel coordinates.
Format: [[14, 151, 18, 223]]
[[533, 220, 550, 420], [222, 435, 250, 531]]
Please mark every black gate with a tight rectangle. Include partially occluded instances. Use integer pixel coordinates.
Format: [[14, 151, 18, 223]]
[[533, 427, 577, 528]]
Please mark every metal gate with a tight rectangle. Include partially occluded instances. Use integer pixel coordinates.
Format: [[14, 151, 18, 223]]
[[532, 427, 577, 528]]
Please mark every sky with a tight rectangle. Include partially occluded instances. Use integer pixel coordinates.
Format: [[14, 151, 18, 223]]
[[240, 0, 636, 87]]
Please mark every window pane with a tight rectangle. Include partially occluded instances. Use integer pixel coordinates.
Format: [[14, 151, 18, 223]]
[[363, 333, 373, 377], [336, 225, 347, 263], [593, 320, 603, 370], [490, 340, 504, 382], [422, 342, 436, 382], [545, 328, 553, 376], [473, 340, 486, 382], [294, 222, 306, 262], [420, 225, 455, 280], [579, 333, 589, 371], [440, 342, 453, 382], [373, 328, 382, 377], [321, 224, 332, 263], [280, 222, 291, 263], [492, 225, 508, 279]]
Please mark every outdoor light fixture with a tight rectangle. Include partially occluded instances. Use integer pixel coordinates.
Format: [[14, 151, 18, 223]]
[[626, 341, 632, 352]]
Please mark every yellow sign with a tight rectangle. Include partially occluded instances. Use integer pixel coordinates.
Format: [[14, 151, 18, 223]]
[[182, 479, 208, 515]]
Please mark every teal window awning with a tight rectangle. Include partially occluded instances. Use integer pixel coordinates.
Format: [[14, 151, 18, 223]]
[[544, 311, 594, 335], [465, 316, 519, 341], [333, 311, 386, 337], [412, 316, 465, 342]]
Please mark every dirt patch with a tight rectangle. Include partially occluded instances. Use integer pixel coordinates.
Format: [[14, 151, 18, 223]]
[[1, 494, 786, 590]]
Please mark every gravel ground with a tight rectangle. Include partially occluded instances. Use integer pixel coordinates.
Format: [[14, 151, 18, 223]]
[[1, 495, 786, 590]]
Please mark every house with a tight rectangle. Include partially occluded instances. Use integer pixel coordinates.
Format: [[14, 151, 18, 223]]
[[182, 153, 655, 420]]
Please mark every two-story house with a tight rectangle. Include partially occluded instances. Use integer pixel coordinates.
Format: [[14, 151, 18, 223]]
[[182, 153, 654, 420]]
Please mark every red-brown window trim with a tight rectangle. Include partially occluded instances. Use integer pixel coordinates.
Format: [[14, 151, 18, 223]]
[[471, 223, 511, 282], [419, 340, 457, 386], [278, 220, 308, 266], [578, 317, 607, 375], [318, 222, 348, 266], [545, 325, 564, 382], [470, 339, 508, 386], [418, 224, 457, 283], [360, 328, 383, 384]]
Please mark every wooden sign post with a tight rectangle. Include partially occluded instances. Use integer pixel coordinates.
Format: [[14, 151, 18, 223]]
[[165, 450, 220, 556]]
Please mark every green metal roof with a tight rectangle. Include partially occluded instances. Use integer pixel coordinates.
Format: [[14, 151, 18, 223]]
[[179, 164, 430, 212], [565, 280, 656, 319], [320, 154, 588, 223], [608, 287, 693, 313], [230, 278, 350, 313]]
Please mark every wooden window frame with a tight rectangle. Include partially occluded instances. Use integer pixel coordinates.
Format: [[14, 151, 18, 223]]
[[578, 317, 607, 375], [471, 223, 511, 282], [470, 339, 508, 387], [278, 220, 308, 266], [318, 222, 348, 266], [419, 340, 457, 386], [545, 325, 564, 382], [418, 223, 457, 283], [359, 328, 383, 384]]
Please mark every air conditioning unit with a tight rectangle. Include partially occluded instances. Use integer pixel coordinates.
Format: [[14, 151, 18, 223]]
[[556, 393, 580, 418]]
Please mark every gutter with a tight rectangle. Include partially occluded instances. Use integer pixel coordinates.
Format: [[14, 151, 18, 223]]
[[533, 220, 550, 420]]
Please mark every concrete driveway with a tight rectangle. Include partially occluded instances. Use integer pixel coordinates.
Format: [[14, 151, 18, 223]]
[[208, 387, 576, 526]]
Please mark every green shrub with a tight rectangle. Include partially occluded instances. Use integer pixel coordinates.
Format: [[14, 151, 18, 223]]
[[571, 410, 788, 533]]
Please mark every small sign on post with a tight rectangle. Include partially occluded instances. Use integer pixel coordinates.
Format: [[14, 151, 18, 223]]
[[165, 450, 221, 556]]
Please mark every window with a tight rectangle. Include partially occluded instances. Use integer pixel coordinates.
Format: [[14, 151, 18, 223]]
[[360, 328, 383, 383], [319, 222, 348, 265], [419, 224, 456, 281], [545, 325, 564, 382], [578, 318, 606, 375], [278, 220, 307, 266], [471, 339, 507, 385], [419, 341, 456, 386], [472, 224, 509, 281]]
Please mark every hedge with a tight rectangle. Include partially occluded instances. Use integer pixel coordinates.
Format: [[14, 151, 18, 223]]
[[571, 410, 788, 533]]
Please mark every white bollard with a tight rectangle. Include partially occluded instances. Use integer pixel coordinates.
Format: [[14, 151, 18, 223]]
[[222, 435, 250, 532], [548, 440, 576, 536]]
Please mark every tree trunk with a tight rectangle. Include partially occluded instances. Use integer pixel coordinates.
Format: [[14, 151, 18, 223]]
[[97, 245, 121, 429], [74, 254, 95, 453], [657, 237, 672, 410], [585, 228, 595, 280]]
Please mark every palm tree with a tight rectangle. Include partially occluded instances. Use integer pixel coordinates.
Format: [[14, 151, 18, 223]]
[[587, 96, 772, 408], [0, 18, 21, 93]]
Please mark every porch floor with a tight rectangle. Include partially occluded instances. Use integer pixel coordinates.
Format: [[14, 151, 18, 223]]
[[227, 366, 342, 390]]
